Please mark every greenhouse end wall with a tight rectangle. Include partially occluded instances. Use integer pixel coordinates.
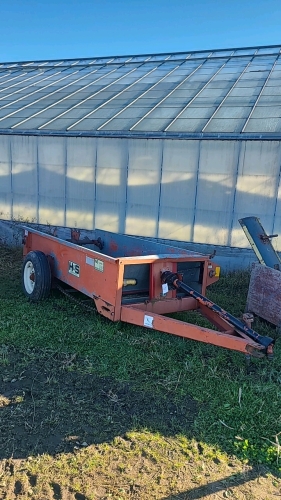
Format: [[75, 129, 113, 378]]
[[0, 133, 281, 251]]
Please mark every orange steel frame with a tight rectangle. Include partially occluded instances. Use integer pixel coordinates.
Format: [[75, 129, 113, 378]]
[[23, 227, 265, 356]]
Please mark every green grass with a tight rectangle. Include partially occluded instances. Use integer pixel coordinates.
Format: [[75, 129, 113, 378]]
[[0, 245, 280, 499]]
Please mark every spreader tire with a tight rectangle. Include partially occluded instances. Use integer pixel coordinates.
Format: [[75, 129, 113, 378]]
[[22, 251, 52, 302]]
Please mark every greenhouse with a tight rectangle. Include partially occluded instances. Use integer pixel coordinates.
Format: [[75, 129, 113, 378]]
[[0, 44, 281, 257]]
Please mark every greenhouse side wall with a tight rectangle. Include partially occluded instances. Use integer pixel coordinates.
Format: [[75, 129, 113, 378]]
[[0, 133, 281, 252]]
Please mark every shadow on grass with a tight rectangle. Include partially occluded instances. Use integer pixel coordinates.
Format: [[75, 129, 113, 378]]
[[0, 347, 198, 460]]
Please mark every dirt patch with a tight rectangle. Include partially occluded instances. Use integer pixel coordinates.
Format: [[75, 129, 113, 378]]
[[0, 347, 197, 459]]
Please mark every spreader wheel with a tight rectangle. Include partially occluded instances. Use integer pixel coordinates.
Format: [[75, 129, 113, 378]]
[[22, 251, 51, 302]]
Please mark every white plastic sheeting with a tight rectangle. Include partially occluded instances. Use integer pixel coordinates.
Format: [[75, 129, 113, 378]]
[[1, 134, 281, 250]]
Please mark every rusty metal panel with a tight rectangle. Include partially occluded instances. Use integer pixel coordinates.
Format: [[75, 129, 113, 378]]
[[11, 135, 38, 221], [231, 141, 281, 248], [65, 137, 96, 228], [194, 140, 240, 245], [158, 140, 199, 241], [246, 263, 281, 326], [0, 135, 11, 218]]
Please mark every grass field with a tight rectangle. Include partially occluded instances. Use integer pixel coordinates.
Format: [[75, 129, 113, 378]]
[[0, 244, 280, 499]]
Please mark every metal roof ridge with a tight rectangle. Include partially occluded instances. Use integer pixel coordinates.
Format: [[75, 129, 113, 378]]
[[1, 43, 281, 65]]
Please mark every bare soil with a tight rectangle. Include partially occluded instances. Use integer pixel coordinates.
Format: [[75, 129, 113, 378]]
[[0, 347, 197, 459], [0, 347, 280, 499]]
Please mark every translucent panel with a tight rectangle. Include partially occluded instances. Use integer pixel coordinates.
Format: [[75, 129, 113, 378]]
[[179, 106, 216, 118], [204, 118, 245, 132], [0, 107, 25, 118], [96, 168, 126, 202], [131, 97, 163, 107], [11, 140, 37, 223], [78, 108, 114, 120], [220, 66, 247, 74], [0, 135, 10, 207], [198, 88, 228, 98], [174, 86, 201, 95], [161, 75, 187, 83], [132, 118, 169, 131], [95, 137, 126, 173], [189, 96, 226, 106], [192, 68, 220, 76], [13, 194, 37, 220], [187, 76, 217, 85], [231, 141, 281, 247], [194, 208, 231, 245], [107, 107, 140, 120], [14, 117, 49, 129], [148, 55, 171, 61], [250, 106, 281, 118], [167, 117, 208, 132], [211, 50, 234, 57], [247, 64, 273, 72], [256, 47, 281, 54], [233, 49, 256, 55], [215, 106, 252, 119], [235, 79, 266, 87], [128, 139, 162, 173], [206, 80, 236, 88], [229, 87, 262, 96], [258, 95, 281, 105], [189, 52, 212, 58], [158, 206, 194, 241], [244, 117, 281, 132], [145, 107, 183, 119], [66, 136, 96, 211], [69, 118, 109, 130], [267, 76, 281, 86], [37, 107, 85, 120], [262, 86, 281, 95], [38, 195, 65, 225], [41, 117, 82, 130], [165, 88, 195, 98], [241, 71, 269, 79], [129, 56, 152, 62], [222, 96, 258, 106], [99, 118, 136, 130], [37, 136, 65, 195], [125, 98, 160, 107], [65, 197, 94, 228], [0, 117, 24, 127], [169, 53, 191, 60]]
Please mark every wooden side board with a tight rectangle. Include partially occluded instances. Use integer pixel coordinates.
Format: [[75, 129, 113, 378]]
[[246, 263, 281, 326]]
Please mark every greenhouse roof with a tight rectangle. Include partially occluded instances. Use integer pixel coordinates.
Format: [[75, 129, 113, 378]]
[[0, 44, 281, 138]]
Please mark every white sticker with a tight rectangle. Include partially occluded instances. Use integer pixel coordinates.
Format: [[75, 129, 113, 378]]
[[144, 315, 154, 328], [162, 283, 168, 295], [86, 256, 95, 267], [86, 256, 104, 272], [94, 259, 104, 272]]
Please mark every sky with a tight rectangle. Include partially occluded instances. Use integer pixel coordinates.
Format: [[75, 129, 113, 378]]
[[0, 0, 281, 62]]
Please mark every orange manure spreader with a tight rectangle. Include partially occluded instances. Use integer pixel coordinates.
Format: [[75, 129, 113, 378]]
[[22, 225, 274, 361]]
